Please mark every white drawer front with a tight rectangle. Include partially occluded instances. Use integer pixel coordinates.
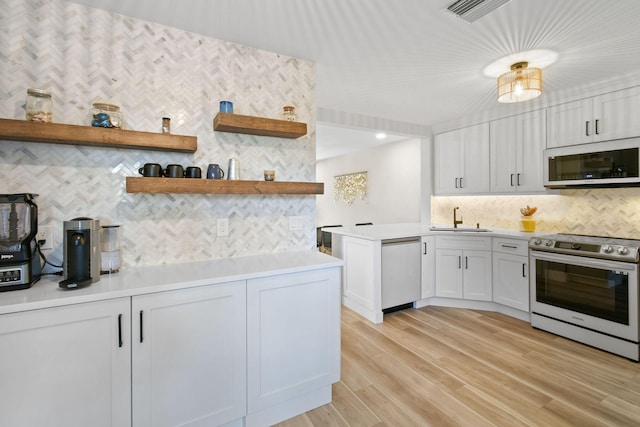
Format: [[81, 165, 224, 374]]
[[492, 237, 529, 257], [435, 236, 492, 251]]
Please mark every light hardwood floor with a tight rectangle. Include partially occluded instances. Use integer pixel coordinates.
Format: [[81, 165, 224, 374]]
[[275, 306, 640, 426]]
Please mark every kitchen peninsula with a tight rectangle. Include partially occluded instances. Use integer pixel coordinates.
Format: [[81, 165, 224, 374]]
[[0, 251, 341, 427], [327, 223, 537, 324]]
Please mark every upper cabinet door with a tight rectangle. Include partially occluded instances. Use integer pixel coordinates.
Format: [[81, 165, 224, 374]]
[[547, 86, 640, 148], [592, 86, 640, 143], [434, 129, 463, 194], [460, 122, 490, 194], [546, 98, 592, 148], [490, 115, 518, 193], [515, 109, 546, 192], [434, 123, 490, 195]]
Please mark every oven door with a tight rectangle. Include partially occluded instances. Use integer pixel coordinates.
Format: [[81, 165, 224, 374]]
[[530, 250, 639, 342]]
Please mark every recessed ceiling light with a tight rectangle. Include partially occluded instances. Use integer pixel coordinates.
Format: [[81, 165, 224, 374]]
[[376, 133, 386, 139]]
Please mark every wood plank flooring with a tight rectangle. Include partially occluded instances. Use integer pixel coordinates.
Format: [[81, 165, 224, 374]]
[[275, 306, 640, 426]]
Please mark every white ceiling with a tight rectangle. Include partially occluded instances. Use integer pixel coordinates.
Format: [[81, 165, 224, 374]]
[[67, 0, 640, 158], [316, 123, 408, 160]]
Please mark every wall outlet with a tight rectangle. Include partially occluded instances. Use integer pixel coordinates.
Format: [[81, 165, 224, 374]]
[[37, 225, 54, 250], [217, 218, 229, 237], [289, 216, 304, 231]]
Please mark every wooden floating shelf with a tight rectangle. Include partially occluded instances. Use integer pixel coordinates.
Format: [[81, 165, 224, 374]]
[[213, 112, 307, 139], [0, 118, 197, 152], [126, 177, 324, 195]]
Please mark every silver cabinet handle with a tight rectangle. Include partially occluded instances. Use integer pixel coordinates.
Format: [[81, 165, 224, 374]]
[[455, 177, 459, 188], [595, 119, 599, 135], [501, 244, 518, 249], [510, 174, 514, 186], [458, 256, 461, 269], [423, 242, 427, 255], [522, 263, 527, 278], [459, 177, 464, 188], [465, 256, 468, 269], [517, 173, 521, 186], [585, 120, 590, 136]]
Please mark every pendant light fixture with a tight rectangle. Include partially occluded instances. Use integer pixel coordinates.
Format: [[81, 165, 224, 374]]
[[497, 61, 542, 103]]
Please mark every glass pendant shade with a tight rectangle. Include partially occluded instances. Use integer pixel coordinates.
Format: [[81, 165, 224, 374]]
[[497, 62, 542, 103]]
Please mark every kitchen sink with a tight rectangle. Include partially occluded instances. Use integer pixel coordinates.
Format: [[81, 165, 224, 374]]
[[429, 226, 492, 232]]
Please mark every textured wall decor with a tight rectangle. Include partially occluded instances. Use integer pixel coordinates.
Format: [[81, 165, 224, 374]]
[[432, 188, 640, 238], [334, 172, 367, 205], [0, 0, 316, 269]]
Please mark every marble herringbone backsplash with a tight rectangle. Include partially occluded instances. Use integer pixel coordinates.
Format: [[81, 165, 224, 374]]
[[1, 0, 316, 269], [432, 188, 640, 238]]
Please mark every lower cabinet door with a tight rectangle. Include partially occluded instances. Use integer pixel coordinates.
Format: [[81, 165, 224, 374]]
[[493, 252, 529, 311], [132, 281, 246, 427], [421, 236, 436, 299], [0, 298, 131, 427], [462, 250, 493, 301], [246, 268, 341, 414], [435, 249, 464, 298]]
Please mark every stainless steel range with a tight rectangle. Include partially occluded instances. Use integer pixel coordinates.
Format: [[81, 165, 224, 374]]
[[529, 234, 639, 361]]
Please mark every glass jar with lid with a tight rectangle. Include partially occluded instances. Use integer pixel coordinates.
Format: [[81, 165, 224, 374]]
[[26, 89, 53, 123], [283, 105, 296, 121], [91, 102, 122, 128]]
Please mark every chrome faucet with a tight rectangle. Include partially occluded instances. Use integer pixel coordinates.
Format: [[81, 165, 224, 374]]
[[453, 207, 463, 228]]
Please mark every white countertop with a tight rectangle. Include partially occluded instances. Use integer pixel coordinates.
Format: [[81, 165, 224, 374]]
[[0, 250, 342, 315], [323, 222, 543, 241]]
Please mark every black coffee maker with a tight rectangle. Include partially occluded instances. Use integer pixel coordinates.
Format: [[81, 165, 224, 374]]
[[0, 193, 41, 291], [60, 217, 101, 289]]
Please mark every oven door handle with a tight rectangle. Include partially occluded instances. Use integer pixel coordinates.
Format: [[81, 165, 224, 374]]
[[530, 250, 637, 272]]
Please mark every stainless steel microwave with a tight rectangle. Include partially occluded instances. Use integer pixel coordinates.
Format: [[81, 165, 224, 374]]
[[544, 139, 640, 188]]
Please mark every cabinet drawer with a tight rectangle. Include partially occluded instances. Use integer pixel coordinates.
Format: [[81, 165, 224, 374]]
[[492, 237, 528, 256], [435, 236, 491, 251]]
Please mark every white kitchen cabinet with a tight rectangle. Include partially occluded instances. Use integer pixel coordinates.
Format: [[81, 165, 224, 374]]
[[490, 109, 546, 193], [435, 236, 492, 301], [547, 86, 640, 148], [132, 281, 246, 427], [0, 298, 131, 427], [246, 268, 341, 426], [434, 122, 490, 194], [421, 236, 435, 299], [492, 238, 529, 312]]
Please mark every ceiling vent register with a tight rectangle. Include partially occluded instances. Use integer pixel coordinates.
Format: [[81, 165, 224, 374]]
[[446, 0, 512, 23]]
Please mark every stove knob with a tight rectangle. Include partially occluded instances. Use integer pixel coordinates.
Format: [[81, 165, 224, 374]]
[[618, 247, 629, 255], [544, 240, 553, 246], [602, 245, 613, 253], [533, 239, 542, 246]]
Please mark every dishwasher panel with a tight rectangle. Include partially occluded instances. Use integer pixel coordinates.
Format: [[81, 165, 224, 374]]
[[381, 238, 421, 310]]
